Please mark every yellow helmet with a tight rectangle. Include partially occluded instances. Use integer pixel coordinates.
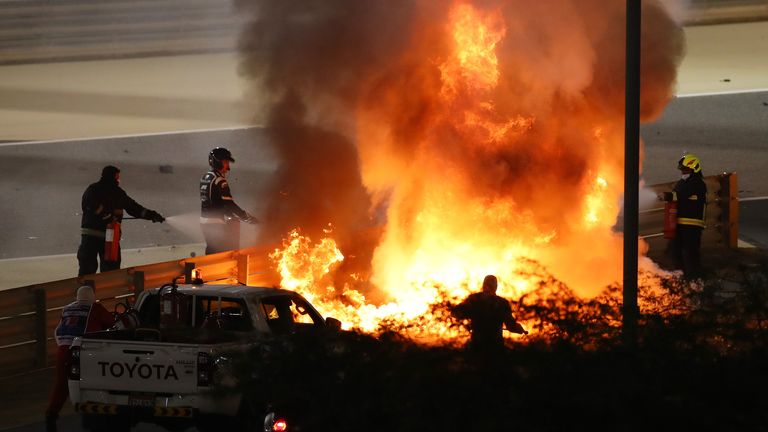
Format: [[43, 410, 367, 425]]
[[678, 153, 702, 173]]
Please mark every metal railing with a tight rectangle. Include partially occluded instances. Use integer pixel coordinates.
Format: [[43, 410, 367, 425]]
[[0, 174, 739, 377], [0, 246, 278, 377]]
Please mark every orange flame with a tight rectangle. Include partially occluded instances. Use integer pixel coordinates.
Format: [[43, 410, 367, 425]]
[[440, 2, 505, 97], [268, 0, 664, 341], [270, 229, 517, 341], [270, 227, 344, 297]]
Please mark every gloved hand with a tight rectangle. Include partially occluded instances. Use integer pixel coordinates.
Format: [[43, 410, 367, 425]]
[[146, 210, 165, 223], [242, 213, 259, 224]]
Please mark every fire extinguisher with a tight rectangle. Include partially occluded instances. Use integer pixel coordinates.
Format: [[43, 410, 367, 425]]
[[663, 201, 677, 239], [104, 221, 121, 262], [159, 282, 191, 330]]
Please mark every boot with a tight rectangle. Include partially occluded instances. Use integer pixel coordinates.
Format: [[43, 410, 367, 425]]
[[45, 414, 57, 432]]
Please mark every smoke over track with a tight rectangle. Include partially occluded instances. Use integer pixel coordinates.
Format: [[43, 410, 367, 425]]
[[235, 0, 685, 327]]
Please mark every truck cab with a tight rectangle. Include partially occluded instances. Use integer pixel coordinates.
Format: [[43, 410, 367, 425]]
[[68, 284, 337, 432], [133, 284, 328, 334]]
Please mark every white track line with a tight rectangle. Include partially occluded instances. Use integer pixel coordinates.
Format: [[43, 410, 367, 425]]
[[739, 196, 768, 202], [0, 125, 260, 147], [677, 88, 768, 98]]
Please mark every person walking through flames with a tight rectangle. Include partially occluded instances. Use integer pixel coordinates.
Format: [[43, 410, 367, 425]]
[[45, 286, 115, 432], [200, 147, 257, 254], [78, 165, 165, 276], [658, 154, 707, 279], [453, 275, 528, 352]]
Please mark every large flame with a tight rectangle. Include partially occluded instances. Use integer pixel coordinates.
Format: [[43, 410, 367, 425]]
[[243, 0, 685, 341], [271, 229, 490, 340]]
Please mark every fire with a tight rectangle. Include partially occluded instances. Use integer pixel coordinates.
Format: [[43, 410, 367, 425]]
[[270, 228, 344, 296], [253, 0, 683, 342], [440, 2, 505, 97], [270, 230, 460, 336], [267, 2, 566, 341], [271, 229, 525, 340], [584, 176, 609, 226], [440, 3, 535, 149]]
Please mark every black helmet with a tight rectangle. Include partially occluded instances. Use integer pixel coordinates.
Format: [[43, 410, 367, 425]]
[[209, 147, 235, 169], [100, 165, 120, 183]]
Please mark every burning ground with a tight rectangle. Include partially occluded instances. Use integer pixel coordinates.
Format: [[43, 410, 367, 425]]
[[235, 0, 686, 340]]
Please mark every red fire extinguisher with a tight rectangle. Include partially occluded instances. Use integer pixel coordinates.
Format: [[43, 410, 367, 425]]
[[663, 201, 677, 239], [104, 221, 121, 262], [159, 283, 191, 329]]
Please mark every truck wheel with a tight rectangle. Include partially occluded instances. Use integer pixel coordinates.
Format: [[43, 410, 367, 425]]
[[81, 414, 131, 432]]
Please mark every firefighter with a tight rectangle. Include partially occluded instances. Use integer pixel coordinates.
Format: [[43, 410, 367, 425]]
[[659, 153, 707, 279], [453, 275, 528, 352], [45, 286, 115, 432], [200, 147, 257, 254], [77, 165, 165, 276]]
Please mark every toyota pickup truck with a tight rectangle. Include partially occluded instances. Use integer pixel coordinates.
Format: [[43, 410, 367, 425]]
[[68, 282, 340, 432]]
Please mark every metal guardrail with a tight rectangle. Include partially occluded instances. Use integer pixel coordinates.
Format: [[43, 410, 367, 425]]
[[0, 174, 739, 377], [0, 246, 278, 377]]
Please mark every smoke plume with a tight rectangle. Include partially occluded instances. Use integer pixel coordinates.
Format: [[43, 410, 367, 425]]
[[236, 0, 685, 298]]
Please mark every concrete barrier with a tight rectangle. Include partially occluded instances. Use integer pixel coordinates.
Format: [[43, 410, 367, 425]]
[[687, 0, 768, 25]]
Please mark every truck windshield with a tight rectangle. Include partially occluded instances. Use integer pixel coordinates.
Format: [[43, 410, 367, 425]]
[[136, 294, 252, 331], [259, 295, 324, 334], [196, 297, 252, 331]]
